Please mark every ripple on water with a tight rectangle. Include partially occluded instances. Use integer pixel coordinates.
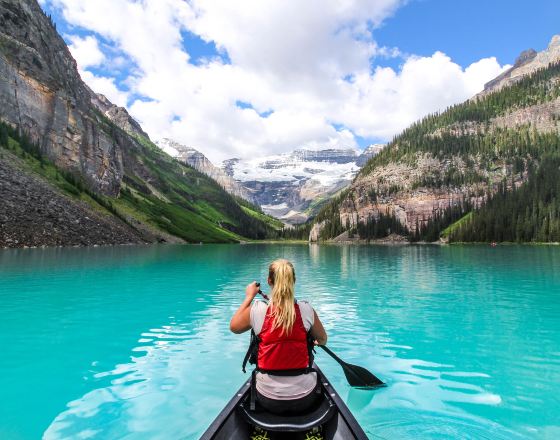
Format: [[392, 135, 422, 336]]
[[368, 409, 525, 440]]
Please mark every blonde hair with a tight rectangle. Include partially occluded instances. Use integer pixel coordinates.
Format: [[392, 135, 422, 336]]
[[268, 259, 296, 335]]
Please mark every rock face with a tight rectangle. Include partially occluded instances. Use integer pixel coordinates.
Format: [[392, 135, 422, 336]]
[[480, 35, 560, 96], [90, 92, 149, 139], [222, 158, 239, 177], [308, 221, 325, 242], [0, 0, 126, 196], [356, 144, 385, 166], [157, 138, 254, 202], [224, 146, 384, 224], [0, 150, 145, 248]]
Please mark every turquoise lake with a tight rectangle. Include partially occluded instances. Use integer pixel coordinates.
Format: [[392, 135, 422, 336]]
[[0, 244, 559, 439]]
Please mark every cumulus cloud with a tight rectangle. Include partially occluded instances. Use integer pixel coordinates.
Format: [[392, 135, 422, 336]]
[[46, 0, 508, 163], [67, 35, 105, 69], [333, 53, 508, 139], [66, 34, 129, 107], [80, 70, 129, 107]]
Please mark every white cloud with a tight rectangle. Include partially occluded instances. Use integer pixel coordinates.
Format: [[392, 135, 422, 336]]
[[332, 52, 509, 139], [47, 0, 509, 163], [80, 70, 129, 107], [66, 34, 130, 107], [67, 35, 105, 69]]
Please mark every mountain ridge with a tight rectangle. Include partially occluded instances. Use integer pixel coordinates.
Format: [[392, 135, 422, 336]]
[[311, 35, 560, 243], [479, 35, 560, 96], [155, 139, 385, 224], [221, 145, 384, 223], [157, 138, 254, 203]]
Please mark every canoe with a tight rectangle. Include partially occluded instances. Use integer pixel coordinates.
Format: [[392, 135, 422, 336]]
[[200, 364, 368, 440]]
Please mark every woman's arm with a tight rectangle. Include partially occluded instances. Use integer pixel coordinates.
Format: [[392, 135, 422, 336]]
[[229, 282, 260, 334], [310, 310, 328, 345]]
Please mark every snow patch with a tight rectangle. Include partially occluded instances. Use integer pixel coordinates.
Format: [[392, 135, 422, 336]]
[[229, 150, 361, 186]]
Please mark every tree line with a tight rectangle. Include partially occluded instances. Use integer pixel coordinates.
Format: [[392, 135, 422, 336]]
[[449, 156, 560, 242]]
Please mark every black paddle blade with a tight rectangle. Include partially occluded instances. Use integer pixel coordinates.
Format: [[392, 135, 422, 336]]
[[341, 361, 385, 388], [319, 345, 385, 388]]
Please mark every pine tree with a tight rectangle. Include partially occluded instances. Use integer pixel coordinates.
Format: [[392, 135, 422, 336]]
[[0, 122, 8, 147]]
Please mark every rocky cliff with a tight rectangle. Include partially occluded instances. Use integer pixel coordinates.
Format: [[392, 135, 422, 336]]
[[0, 0, 277, 246], [90, 92, 149, 140], [0, 0, 124, 195], [313, 35, 560, 242], [157, 138, 253, 202], [479, 35, 560, 96]]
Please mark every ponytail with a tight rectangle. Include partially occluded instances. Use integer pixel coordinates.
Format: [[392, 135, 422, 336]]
[[268, 259, 296, 335]]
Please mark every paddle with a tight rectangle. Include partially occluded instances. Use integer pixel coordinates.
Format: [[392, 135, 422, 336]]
[[255, 282, 383, 388], [319, 345, 384, 388], [255, 282, 269, 300]]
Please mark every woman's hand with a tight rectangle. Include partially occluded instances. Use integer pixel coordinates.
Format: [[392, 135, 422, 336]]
[[245, 281, 260, 300]]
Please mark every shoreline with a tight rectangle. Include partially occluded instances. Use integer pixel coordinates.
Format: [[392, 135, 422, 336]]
[[2, 239, 560, 251]]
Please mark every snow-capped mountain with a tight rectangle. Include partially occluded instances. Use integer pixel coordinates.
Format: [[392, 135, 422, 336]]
[[157, 139, 254, 202], [356, 144, 385, 166], [157, 139, 384, 224], [223, 145, 384, 224]]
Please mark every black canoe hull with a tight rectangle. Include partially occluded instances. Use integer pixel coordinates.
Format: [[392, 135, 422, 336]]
[[200, 365, 368, 440]]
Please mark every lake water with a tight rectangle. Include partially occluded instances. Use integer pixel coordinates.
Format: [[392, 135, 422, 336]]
[[0, 244, 559, 439]]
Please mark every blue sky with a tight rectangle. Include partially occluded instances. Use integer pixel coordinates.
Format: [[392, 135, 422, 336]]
[[374, 0, 560, 68], [41, 0, 559, 161]]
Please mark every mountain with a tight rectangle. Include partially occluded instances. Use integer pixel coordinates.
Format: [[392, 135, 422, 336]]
[[223, 146, 383, 224], [157, 138, 254, 202], [479, 35, 560, 96], [0, 0, 121, 196], [356, 144, 385, 166], [91, 92, 150, 139], [155, 141, 385, 225], [0, 0, 277, 247], [311, 35, 560, 243]]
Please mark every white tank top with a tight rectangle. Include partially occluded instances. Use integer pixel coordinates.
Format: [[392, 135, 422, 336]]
[[249, 300, 317, 400]]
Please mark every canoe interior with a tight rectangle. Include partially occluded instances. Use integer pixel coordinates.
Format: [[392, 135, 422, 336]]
[[200, 365, 368, 440]]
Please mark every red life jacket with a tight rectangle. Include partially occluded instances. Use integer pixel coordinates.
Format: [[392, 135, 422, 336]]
[[257, 303, 310, 372]]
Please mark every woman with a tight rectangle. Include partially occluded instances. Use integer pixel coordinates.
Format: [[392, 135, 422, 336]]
[[230, 259, 328, 415]]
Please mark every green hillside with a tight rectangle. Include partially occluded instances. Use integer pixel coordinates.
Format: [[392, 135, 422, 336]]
[[0, 120, 280, 243], [313, 61, 560, 243]]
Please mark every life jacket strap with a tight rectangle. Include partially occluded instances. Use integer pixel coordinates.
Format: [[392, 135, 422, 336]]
[[250, 369, 257, 411], [242, 329, 260, 373], [307, 332, 316, 367]]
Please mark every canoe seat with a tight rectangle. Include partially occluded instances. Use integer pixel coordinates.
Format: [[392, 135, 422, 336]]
[[238, 393, 336, 432]]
